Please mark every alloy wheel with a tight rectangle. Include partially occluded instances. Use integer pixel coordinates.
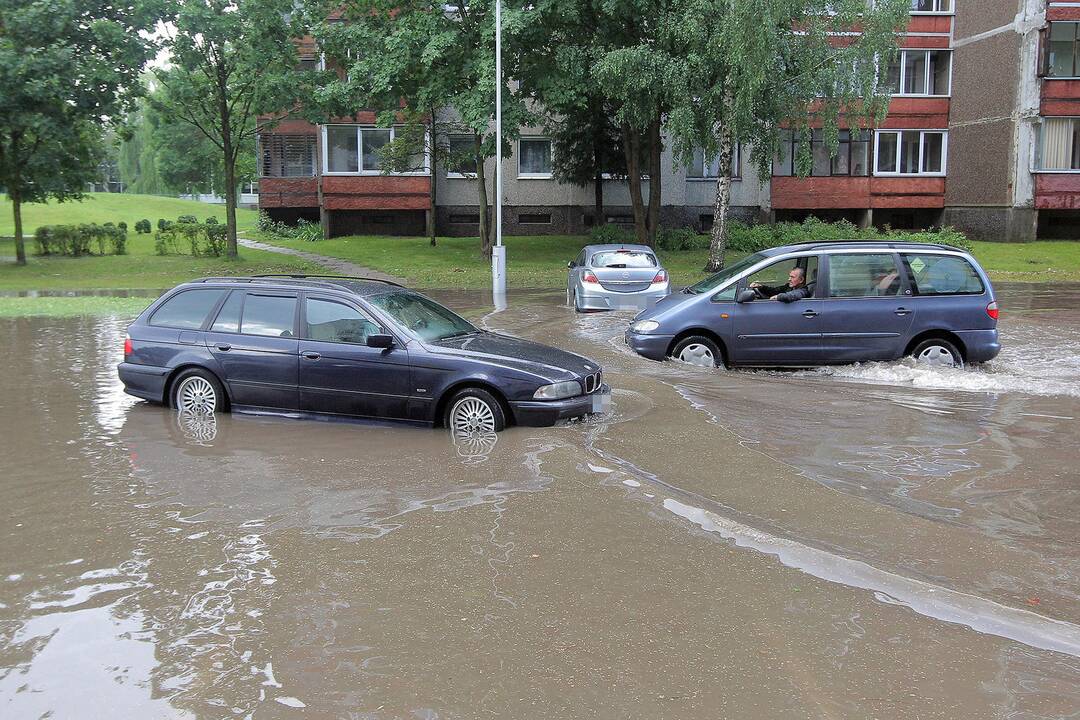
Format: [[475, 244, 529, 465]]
[[449, 397, 497, 434], [175, 376, 217, 413]]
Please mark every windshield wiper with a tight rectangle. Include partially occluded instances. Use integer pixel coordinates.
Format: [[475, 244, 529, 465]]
[[439, 329, 481, 340]]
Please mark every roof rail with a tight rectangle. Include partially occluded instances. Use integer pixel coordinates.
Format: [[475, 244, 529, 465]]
[[804, 240, 957, 251], [254, 273, 405, 288]]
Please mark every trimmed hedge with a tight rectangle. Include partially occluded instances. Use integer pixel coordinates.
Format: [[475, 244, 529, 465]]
[[155, 221, 227, 257], [34, 224, 127, 256]]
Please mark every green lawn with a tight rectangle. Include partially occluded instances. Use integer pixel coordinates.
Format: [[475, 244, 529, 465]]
[[253, 233, 1080, 288], [0, 192, 258, 236]]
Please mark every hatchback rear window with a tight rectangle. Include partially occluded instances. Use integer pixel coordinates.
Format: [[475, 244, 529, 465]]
[[592, 251, 656, 268], [903, 254, 984, 295], [149, 289, 226, 329]]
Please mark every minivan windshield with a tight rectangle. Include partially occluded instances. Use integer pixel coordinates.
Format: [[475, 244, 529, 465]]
[[685, 253, 766, 294], [592, 251, 656, 268], [368, 292, 478, 342]]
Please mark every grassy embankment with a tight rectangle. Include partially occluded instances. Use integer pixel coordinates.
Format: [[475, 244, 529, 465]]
[[254, 233, 1080, 288]]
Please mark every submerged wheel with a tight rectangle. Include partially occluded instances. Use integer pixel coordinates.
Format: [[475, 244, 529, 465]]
[[671, 336, 723, 368], [171, 369, 225, 413], [911, 338, 963, 368], [445, 388, 507, 434]]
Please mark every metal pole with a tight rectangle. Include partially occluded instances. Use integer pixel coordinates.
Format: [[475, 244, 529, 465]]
[[491, 0, 507, 299]]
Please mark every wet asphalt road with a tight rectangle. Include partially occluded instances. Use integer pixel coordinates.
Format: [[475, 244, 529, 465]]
[[2, 284, 1079, 719]]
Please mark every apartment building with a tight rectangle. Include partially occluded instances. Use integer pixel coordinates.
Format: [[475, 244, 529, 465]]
[[259, 0, 1080, 241]]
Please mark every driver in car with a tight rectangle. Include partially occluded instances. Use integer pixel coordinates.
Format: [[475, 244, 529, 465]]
[[750, 267, 812, 303]]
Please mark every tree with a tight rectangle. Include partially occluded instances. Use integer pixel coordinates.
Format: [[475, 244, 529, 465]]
[[546, 100, 625, 229], [664, 0, 910, 271], [154, 0, 306, 258], [310, 0, 534, 257], [0, 0, 154, 265]]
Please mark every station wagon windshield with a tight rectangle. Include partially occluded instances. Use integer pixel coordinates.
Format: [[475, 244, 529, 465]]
[[592, 251, 656, 268], [368, 292, 478, 341], [685, 253, 766, 294]]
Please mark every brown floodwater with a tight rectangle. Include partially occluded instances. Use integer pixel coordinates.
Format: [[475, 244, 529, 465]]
[[2, 284, 1080, 719]]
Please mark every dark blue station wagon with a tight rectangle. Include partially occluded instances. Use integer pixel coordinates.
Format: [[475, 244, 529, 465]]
[[626, 242, 1000, 369], [119, 276, 608, 432]]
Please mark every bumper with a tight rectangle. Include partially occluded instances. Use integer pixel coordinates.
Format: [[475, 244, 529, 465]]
[[577, 288, 668, 312], [510, 384, 611, 427], [955, 329, 1001, 363], [624, 330, 674, 362], [118, 362, 169, 403]]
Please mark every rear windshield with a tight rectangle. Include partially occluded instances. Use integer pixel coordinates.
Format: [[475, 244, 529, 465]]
[[591, 251, 657, 268], [903, 254, 984, 295], [149, 289, 225, 329]]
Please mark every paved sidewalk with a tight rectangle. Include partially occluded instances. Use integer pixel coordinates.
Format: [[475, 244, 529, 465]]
[[239, 236, 406, 284]]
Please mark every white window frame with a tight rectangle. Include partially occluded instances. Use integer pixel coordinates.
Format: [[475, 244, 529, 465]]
[[873, 130, 948, 177], [321, 125, 430, 176], [888, 49, 952, 97], [445, 134, 477, 179], [687, 144, 742, 181], [1034, 117, 1080, 173], [908, 0, 952, 14], [517, 137, 553, 179]]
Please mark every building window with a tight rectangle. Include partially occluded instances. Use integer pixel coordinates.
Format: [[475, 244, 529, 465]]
[[688, 145, 741, 179], [910, 0, 951, 12], [773, 130, 870, 177], [447, 135, 477, 177], [297, 56, 319, 72], [1037, 118, 1080, 171], [322, 125, 428, 175], [885, 50, 950, 96], [259, 135, 316, 178], [518, 138, 553, 178], [1048, 22, 1080, 78], [874, 130, 946, 176]]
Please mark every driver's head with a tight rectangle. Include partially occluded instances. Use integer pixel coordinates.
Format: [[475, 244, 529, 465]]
[[787, 267, 806, 288]]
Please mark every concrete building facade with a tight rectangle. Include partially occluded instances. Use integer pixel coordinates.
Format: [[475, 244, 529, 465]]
[[259, 1, 1080, 241]]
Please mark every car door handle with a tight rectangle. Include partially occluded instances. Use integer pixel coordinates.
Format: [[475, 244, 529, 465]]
[[215, 343, 232, 352], [302, 351, 321, 360], [894, 308, 910, 316], [802, 309, 819, 318]]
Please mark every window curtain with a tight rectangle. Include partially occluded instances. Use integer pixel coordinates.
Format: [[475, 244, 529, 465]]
[[1042, 118, 1075, 170]]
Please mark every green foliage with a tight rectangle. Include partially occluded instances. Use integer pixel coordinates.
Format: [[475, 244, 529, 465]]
[[588, 224, 631, 244], [135, 219, 152, 234], [33, 224, 127, 257], [157, 219, 171, 232], [154, 222, 227, 257], [715, 217, 972, 254], [258, 212, 323, 242], [656, 228, 710, 252], [177, 215, 198, 224], [205, 216, 219, 225], [117, 222, 128, 232]]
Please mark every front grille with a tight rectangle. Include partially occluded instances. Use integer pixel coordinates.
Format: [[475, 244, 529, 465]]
[[583, 370, 602, 394]]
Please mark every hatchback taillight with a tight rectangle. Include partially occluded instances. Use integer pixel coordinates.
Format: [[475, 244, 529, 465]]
[[583, 271, 599, 284], [986, 301, 999, 320], [652, 270, 667, 284], [124, 336, 133, 357]]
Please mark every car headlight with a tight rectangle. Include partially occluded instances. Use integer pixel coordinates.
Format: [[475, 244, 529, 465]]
[[533, 381, 581, 400], [631, 320, 660, 333]]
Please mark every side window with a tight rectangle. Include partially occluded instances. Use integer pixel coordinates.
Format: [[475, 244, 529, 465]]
[[149, 289, 226, 329], [210, 290, 243, 333], [744, 256, 818, 297], [575, 250, 586, 267], [827, 253, 902, 298], [903, 254, 984, 295], [712, 284, 738, 302], [305, 297, 380, 344], [241, 294, 297, 337]]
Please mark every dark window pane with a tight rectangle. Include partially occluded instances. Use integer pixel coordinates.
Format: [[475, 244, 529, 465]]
[[904, 254, 984, 295], [1049, 23, 1078, 77], [241, 295, 296, 337], [150, 290, 225, 330], [362, 128, 390, 171], [922, 132, 944, 173], [773, 132, 793, 176], [885, 59, 901, 93], [519, 139, 552, 175], [327, 127, 359, 173], [305, 298, 378, 344], [900, 130, 922, 173], [447, 135, 477, 175], [812, 130, 832, 176], [829, 253, 901, 298], [877, 132, 898, 173], [904, 51, 927, 94], [929, 51, 950, 94], [211, 291, 243, 333]]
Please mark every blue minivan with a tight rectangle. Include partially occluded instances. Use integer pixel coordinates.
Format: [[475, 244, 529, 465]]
[[625, 242, 1000, 368]]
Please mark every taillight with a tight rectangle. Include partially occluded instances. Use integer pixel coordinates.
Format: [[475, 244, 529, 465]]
[[582, 271, 599, 284], [986, 301, 999, 320], [652, 270, 667, 284], [124, 336, 133, 357]]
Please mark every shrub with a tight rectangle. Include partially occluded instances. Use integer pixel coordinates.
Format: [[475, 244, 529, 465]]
[[135, 219, 152, 234], [157, 218, 170, 231], [117, 221, 127, 232], [294, 219, 322, 242], [588, 223, 630, 244], [33, 223, 125, 256], [205, 216, 219, 224], [257, 211, 323, 241], [656, 227, 708, 251], [177, 214, 198, 224], [154, 221, 226, 257]]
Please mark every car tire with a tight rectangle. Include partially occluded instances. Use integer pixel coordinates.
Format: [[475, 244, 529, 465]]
[[170, 368, 226, 413], [571, 290, 585, 313], [671, 336, 724, 368], [910, 338, 964, 368], [444, 387, 508, 434]]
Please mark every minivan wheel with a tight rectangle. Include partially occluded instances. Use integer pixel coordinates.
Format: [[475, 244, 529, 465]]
[[171, 369, 225, 413], [911, 338, 964, 368], [445, 388, 507, 434], [671, 336, 723, 368]]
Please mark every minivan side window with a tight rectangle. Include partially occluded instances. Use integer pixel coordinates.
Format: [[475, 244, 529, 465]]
[[902, 254, 984, 295], [241, 294, 297, 337], [828, 253, 902, 298], [149, 289, 226, 329], [305, 297, 380, 344]]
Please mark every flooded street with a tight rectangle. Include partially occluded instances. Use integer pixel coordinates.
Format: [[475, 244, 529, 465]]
[[3, 284, 1080, 718]]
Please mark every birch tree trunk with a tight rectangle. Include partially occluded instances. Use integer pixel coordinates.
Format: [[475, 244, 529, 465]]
[[705, 86, 736, 272]]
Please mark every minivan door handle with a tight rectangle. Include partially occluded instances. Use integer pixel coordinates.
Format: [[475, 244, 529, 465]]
[[215, 343, 232, 352], [894, 308, 910, 316], [301, 351, 321, 360], [802, 309, 819, 318]]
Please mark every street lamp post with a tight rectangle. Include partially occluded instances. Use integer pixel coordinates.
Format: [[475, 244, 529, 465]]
[[491, 0, 507, 300]]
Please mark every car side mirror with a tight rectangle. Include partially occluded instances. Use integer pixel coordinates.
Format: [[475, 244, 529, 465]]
[[567, 261, 575, 269], [367, 334, 394, 349], [736, 289, 757, 303]]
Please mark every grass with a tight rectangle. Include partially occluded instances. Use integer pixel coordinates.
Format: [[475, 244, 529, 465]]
[[0, 296, 154, 318], [0, 192, 258, 236], [253, 233, 1080, 288]]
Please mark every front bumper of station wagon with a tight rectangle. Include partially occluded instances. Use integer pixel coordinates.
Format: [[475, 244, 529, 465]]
[[510, 384, 611, 427]]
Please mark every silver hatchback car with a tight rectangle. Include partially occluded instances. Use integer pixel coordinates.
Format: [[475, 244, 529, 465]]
[[567, 244, 671, 312]]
